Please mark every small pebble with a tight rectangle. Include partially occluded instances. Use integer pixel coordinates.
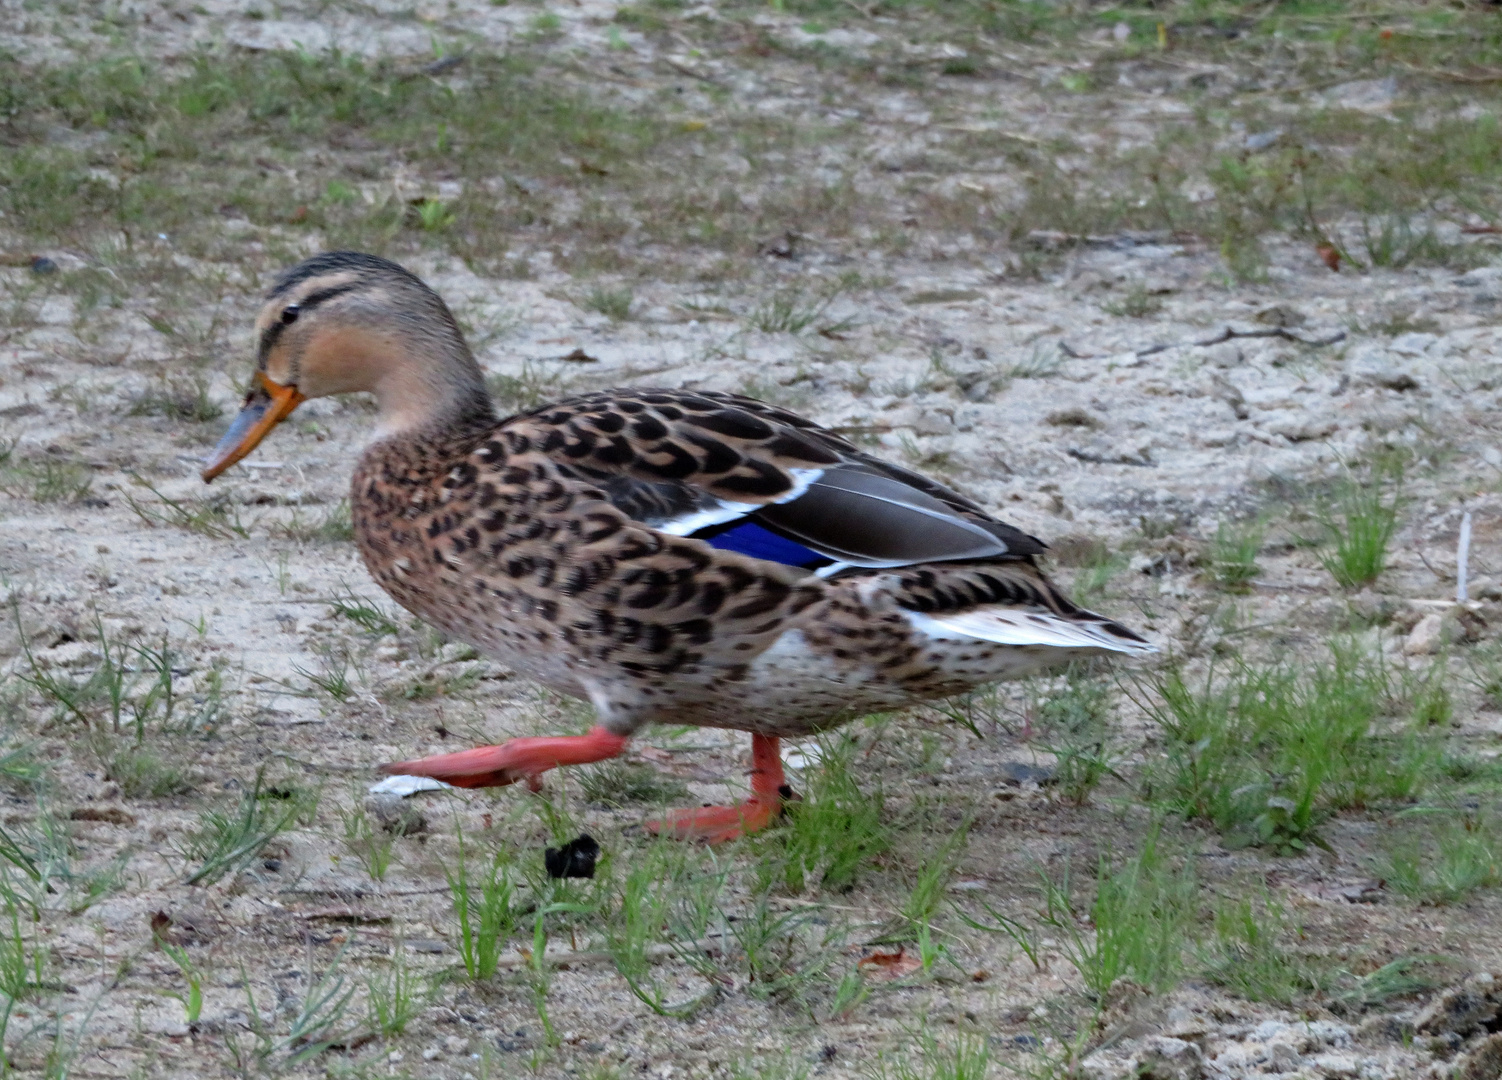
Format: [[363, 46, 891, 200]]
[[29, 256, 58, 275], [545, 833, 600, 879]]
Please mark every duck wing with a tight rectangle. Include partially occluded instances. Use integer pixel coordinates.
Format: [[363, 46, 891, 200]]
[[503, 387, 1044, 571]]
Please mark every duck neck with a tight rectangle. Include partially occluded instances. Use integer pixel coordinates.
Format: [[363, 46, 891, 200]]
[[371, 340, 494, 439]]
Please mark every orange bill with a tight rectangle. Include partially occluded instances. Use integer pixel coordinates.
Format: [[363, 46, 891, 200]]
[[201, 371, 306, 482]]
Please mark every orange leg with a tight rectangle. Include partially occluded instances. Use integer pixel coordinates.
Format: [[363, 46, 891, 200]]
[[382, 725, 628, 790], [646, 733, 788, 843]]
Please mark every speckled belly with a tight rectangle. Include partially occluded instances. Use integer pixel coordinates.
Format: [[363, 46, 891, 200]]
[[366, 540, 1095, 739], [634, 627, 1072, 738]]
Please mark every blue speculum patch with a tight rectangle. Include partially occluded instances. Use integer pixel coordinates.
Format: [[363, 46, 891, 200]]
[[695, 519, 832, 570]]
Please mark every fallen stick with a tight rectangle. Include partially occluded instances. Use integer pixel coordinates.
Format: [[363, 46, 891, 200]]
[[1062, 324, 1346, 362], [1136, 325, 1347, 358]]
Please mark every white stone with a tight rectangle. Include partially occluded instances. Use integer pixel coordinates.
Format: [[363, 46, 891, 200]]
[[1389, 332, 1437, 357], [1207, 343, 1244, 368], [1457, 266, 1502, 286], [1262, 412, 1338, 442], [1314, 1052, 1360, 1078], [1404, 612, 1451, 656], [1347, 344, 1419, 391], [1267, 1039, 1303, 1072]]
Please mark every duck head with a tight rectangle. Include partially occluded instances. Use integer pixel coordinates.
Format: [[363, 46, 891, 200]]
[[202, 251, 490, 482]]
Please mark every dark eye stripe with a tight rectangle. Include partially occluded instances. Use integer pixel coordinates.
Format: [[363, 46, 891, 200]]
[[298, 283, 359, 309], [257, 282, 361, 364]]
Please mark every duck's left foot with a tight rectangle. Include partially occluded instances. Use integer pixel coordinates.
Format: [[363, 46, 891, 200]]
[[645, 733, 787, 843], [382, 725, 628, 789]]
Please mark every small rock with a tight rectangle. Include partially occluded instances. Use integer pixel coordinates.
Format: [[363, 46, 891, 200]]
[[366, 794, 428, 836], [907, 288, 982, 305], [1046, 407, 1101, 429], [1348, 590, 1397, 626], [1347, 344, 1419, 391], [1404, 613, 1451, 656], [422, 1047, 442, 1061], [1262, 413, 1338, 442], [1402, 606, 1482, 655], [29, 256, 58, 275], [1457, 266, 1502, 288], [1206, 343, 1244, 368], [911, 410, 955, 437], [997, 762, 1054, 786], [1389, 332, 1438, 357], [1163, 1006, 1207, 1041], [1311, 1052, 1359, 1078], [1133, 1036, 1204, 1080], [544, 834, 600, 879], [1469, 576, 1502, 602], [1254, 304, 1306, 327], [1266, 1039, 1302, 1072]]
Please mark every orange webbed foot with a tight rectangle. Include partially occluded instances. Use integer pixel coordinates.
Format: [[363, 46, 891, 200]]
[[644, 733, 788, 844], [382, 726, 629, 789], [645, 796, 784, 843]]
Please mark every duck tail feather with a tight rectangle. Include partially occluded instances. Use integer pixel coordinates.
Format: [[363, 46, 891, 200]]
[[907, 607, 1156, 655]]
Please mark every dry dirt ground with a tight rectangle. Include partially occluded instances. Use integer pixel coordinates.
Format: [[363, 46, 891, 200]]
[[5, 2, 1502, 1078]]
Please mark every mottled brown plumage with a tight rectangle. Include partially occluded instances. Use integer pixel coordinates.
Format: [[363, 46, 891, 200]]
[[205, 252, 1152, 841]]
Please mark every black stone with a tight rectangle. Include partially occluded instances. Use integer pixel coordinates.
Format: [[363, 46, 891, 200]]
[[544, 833, 600, 879]]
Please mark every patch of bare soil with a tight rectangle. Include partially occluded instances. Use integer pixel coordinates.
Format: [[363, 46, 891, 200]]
[[3, 2, 1502, 1078]]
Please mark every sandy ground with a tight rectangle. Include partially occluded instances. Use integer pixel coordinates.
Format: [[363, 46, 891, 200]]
[[4, 2, 1502, 1079]]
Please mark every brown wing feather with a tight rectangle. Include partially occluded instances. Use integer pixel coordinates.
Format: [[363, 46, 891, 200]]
[[502, 388, 1046, 563]]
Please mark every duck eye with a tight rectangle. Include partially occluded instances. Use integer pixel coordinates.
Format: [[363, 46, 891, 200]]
[[280, 306, 300, 325]]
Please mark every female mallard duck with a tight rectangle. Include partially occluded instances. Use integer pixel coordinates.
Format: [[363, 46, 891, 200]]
[[204, 252, 1152, 842]]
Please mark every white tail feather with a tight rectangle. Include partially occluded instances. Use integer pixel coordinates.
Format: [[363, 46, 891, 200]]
[[907, 608, 1156, 656]]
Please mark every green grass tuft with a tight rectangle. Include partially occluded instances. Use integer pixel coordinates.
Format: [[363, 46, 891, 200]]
[[1041, 829, 1198, 998], [756, 735, 892, 894], [1378, 811, 1501, 905], [179, 769, 312, 885], [581, 284, 635, 322], [1317, 464, 1403, 590], [1209, 516, 1266, 592], [1140, 642, 1436, 853]]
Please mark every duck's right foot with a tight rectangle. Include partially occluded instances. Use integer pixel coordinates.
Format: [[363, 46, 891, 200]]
[[644, 794, 784, 843], [643, 732, 788, 843]]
